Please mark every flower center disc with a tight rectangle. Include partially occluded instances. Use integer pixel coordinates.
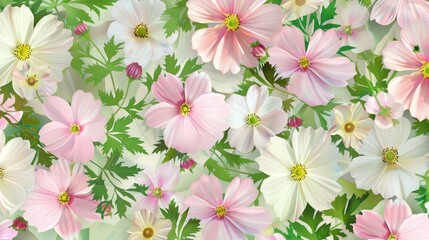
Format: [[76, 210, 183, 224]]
[[379, 106, 391, 117], [153, 187, 162, 198], [26, 75, 38, 86], [215, 205, 227, 218], [291, 163, 307, 181], [421, 62, 429, 78], [343, 25, 352, 36], [14, 44, 32, 61], [344, 122, 355, 133], [295, 0, 306, 6], [180, 102, 191, 116], [0, 167, 4, 179], [58, 192, 70, 205], [388, 234, 397, 240], [142, 227, 154, 238], [69, 124, 81, 134], [224, 14, 240, 31], [134, 23, 149, 38], [299, 57, 310, 70], [382, 147, 398, 165], [246, 113, 261, 127]]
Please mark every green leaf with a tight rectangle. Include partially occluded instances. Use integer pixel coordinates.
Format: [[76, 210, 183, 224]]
[[84, 63, 110, 85], [106, 161, 142, 180], [104, 37, 124, 60], [337, 45, 355, 57], [99, 89, 125, 106], [144, 65, 162, 90], [164, 54, 181, 75], [261, 62, 290, 87], [162, 0, 207, 37], [115, 194, 131, 218], [357, 0, 372, 7], [88, 175, 108, 201], [179, 57, 204, 79], [204, 158, 234, 182], [123, 97, 145, 120], [214, 141, 253, 168], [161, 200, 180, 239], [367, 55, 390, 82], [58, 0, 114, 28], [180, 218, 201, 240], [412, 119, 429, 136], [320, 0, 337, 24]]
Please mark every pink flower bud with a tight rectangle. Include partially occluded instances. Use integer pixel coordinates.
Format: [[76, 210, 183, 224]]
[[12, 217, 27, 232], [180, 159, 196, 170], [287, 116, 302, 128], [126, 62, 143, 79], [74, 24, 88, 35], [101, 203, 112, 217], [252, 43, 266, 59]]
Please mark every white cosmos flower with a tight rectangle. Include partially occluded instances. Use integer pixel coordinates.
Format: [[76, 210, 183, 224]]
[[128, 209, 172, 240], [107, 0, 178, 67], [0, 132, 36, 215], [12, 64, 57, 100], [281, 0, 325, 21], [329, 103, 373, 149], [227, 85, 288, 153], [0, 5, 73, 87], [350, 118, 429, 199], [256, 127, 342, 222]]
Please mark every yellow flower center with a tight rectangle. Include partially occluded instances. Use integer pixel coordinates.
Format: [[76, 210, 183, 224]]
[[290, 163, 307, 181], [58, 192, 70, 205], [420, 62, 429, 78], [215, 205, 227, 218], [379, 107, 391, 117], [142, 227, 154, 238], [179, 102, 191, 116], [298, 57, 310, 70], [153, 187, 162, 198], [344, 122, 355, 133], [0, 167, 4, 179], [388, 234, 397, 240], [134, 23, 149, 38], [295, 0, 306, 6], [343, 25, 352, 36], [69, 124, 81, 134], [224, 14, 240, 31], [382, 147, 398, 165], [246, 113, 261, 127], [26, 75, 38, 87], [14, 44, 32, 61]]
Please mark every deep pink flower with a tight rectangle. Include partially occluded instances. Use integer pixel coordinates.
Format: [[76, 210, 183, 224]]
[[370, 0, 429, 27], [252, 43, 266, 59], [126, 62, 143, 79], [134, 163, 180, 213], [39, 90, 107, 162], [21, 159, 100, 239], [0, 220, 17, 240], [12, 217, 27, 232], [383, 21, 429, 121], [187, 0, 282, 74], [0, 94, 23, 130], [287, 116, 303, 128], [145, 72, 229, 154], [74, 24, 88, 35], [180, 158, 196, 170], [269, 26, 356, 106], [184, 175, 271, 240], [353, 199, 429, 240]]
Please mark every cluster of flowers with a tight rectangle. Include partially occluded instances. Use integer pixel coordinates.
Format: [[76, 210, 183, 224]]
[[0, 0, 428, 239]]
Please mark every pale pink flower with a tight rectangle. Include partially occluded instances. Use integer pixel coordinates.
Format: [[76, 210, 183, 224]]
[[365, 92, 404, 129], [39, 90, 107, 162], [0, 220, 18, 240], [187, 0, 282, 74], [145, 72, 229, 154], [370, 0, 429, 27], [0, 94, 22, 130], [258, 233, 285, 240], [353, 199, 429, 240], [269, 26, 356, 106], [21, 159, 100, 239], [383, 21, 429, 121], [332, 0, 372, 53], [12, 64, 57, 100], [134, 163, 180, 213], [184, 175, 271, 240]]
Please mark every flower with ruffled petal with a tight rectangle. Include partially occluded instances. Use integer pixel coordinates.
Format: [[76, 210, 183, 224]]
[[227, 85, 287, 153], [39, 90, 107, 162], [107, 0, 177, 67], [184, 175, 271, 240], [269, 26, 356, 106], [187, 0, 282, 74], [12, 64, 57, 100], [281, 0, 324, 21], [144, 72, 229, 154], [350, 118, 429, 199], [0, 5, 72, 87], [0, 220, 17, 239], [21, 159, 100, 239], [256, 127, 342, 221], [365, 92, 404, 129], [370, 0, 429, 27], [354, 199, 429, 240], [128, 209, 172, 240]]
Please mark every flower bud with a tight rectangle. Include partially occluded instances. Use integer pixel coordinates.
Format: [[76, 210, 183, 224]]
[[12, 217, 27, 232], [287, 116, 302, 128], [180, 159, 196, 170], [252, 43, 266, 59], [74, 24, 88, 35], [126, 62, 143, 79]]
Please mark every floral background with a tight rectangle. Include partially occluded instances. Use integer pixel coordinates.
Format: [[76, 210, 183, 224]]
[[0, 0, 428, 239]]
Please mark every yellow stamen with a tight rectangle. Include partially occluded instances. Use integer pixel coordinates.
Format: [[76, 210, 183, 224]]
[[153, 187, 162, 198], [134, 23, 149, 38], [14, 44, 32, 61], [69, 124, 81, 134], [344, 122, 355, 133], [142, 227, 154, 238], [298, 57, 310, 70], [295, 0, 306, 6], [382, 147, 398, 165], [246, 113, 261, 127], [215, 205, 227, 218], [180, 102, 191, 116], [224, 14, 240, 31], [0, 167, 4, 179], [420, 62, 429, 78], [58, 192, 70, 205], [26, 75, 38, 86], [291, 163, 307, 181]]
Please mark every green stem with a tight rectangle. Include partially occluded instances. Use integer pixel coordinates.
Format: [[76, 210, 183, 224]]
[[36, 91, 44, 104], [112, 78, 132, 118]]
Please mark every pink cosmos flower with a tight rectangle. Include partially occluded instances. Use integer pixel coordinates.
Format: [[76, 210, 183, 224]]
[[0, 94, 23, 130], [370, 0, 429, 27], [332, 0, 372, 53], [184, 175, 271, 240], [383, 21, 429, 121], [21, 159, 99, 239], [39, 90, 107, 162], [353, 199, 429, 240], [0, 220, 18, 240], [145, 72, 229, 154], [134, 163, 180, 213], [365, 92, 404, 129], [269, 26, 356, 106], [187, 0, 282, 74]]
